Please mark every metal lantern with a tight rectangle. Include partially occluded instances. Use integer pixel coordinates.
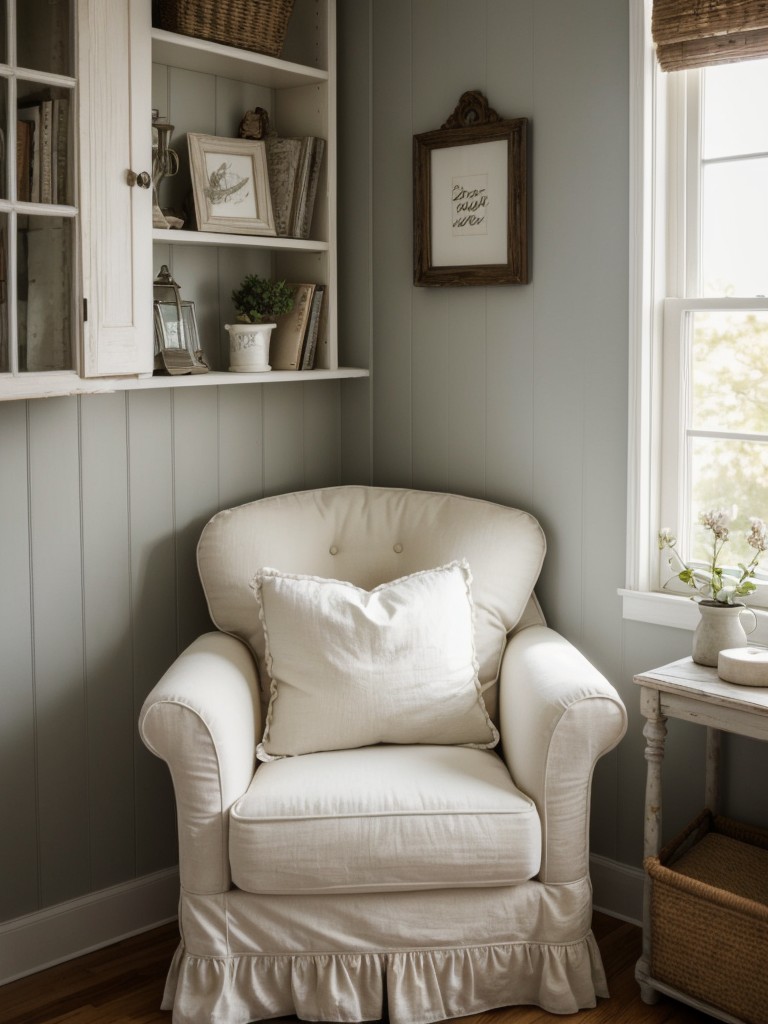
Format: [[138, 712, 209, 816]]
[[153, 265, 208, 375]]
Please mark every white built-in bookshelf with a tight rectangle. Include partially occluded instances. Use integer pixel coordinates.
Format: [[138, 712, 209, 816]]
[[0, 0, 367, 401]]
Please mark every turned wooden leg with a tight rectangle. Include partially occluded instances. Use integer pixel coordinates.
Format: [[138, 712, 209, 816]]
[[636, 687, 667, 1005]]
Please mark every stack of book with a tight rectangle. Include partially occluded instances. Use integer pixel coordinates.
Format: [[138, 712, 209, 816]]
[[265, 135, 325, 239], [269, 283, 328, 371], [17, 97, 69, 204]]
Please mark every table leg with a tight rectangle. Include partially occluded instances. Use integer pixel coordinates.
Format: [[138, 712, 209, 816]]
[[636, 687, 667, 1005], [705, 727, 721, 815]]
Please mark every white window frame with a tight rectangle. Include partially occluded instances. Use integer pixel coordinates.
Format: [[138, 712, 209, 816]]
[[622, 0, 768, 638]]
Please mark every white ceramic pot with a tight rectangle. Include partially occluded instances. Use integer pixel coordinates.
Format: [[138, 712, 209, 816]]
[[225, 322, 275, 372], [691, 600, 757, 667]]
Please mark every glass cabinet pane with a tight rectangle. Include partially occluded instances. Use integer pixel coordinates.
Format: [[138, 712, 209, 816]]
[[0, 214, 7, 372], [1, 0, 77, 380], [17, 215, 73, 371], [17, 84, 73, 205], [0, 78, 6, 200], [0, 2, 6, 66], [17, 0, 72, 77]]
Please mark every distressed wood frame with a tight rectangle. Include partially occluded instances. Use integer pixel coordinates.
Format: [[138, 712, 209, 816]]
[[413, 91, 528, 286], [188, 133, 275, 236]]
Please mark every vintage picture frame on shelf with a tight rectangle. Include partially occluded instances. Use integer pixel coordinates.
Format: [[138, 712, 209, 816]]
[[154, 299, 201, 351], [413, 91, 528, 286], [153, 299, 208, 375], [188, 133, 276, 236]]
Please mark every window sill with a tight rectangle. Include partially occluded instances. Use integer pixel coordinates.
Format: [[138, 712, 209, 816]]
[[620, 589, 768, 647]]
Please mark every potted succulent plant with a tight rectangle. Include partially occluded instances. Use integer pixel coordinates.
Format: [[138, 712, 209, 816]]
[[226, 274, 294, 372]]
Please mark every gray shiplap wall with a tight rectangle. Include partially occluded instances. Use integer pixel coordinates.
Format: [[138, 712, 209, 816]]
[[5, 0, 768, 935], [336, 0, 768, 875], [0, 383, 343, 921]]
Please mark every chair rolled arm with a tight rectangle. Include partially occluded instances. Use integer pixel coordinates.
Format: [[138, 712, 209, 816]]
[[498, 625, 627, 883], [139, 631, 262, 894]]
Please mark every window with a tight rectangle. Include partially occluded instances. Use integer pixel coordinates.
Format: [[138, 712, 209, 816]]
[[626, 3, 768, 625], [660, 61, 768, 600]]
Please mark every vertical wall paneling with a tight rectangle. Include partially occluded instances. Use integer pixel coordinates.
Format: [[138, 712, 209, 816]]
[[0, 402, 38, 919], [152, 62, 169, 123], [340, 378, 372, 485], [28, 398, 89, 907], [528, 8, 589, 640], [263, 384, 305, 495], [302, 381, 342, 488], [165, 68, 216, 218], [483, 0, 535, 511], [411, 1, 488, 500], [565, 1, 630, 860], [80, 393, 136, 889], [722, 733, 768, 833], [411, 288, 488, 498], [337, 0, 373, 483], [127, 390, 178, 877], [484, 285, 535, 510], [0, 12, 355, 934], [215, 77, 272, 138], [172, 389, 220, 652], [218, 386, 265, 511], [337, 0, 650, 874], [371, 0, 413, 486], [153, 240, 172, 268]]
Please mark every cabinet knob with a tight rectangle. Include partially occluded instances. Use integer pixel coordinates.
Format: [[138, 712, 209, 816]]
[[127, 170, 152, 189]]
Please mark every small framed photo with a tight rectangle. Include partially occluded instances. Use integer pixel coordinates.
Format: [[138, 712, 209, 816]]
[[154, 300, 199, 353], [153, 300, 208, 375], [413, 91, 528, 286], [188, 133, 276, 236]]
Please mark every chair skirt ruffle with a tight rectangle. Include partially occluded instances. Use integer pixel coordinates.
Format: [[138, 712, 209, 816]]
[[162, 879, 609, 1024]]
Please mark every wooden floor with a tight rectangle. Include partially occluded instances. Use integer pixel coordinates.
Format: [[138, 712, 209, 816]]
[[0, 912, 712, 1024]]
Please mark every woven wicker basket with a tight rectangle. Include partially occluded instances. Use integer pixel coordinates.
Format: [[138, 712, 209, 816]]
[[646, 810, 768, 1024], [156, 0, 295, 57]]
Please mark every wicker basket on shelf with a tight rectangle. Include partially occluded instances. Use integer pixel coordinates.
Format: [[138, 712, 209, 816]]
[[156, 0, 295, 57], [646, 810, 768, 1024]]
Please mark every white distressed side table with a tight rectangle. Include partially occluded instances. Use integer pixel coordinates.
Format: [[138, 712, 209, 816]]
[[633, 656, 768, 1021]]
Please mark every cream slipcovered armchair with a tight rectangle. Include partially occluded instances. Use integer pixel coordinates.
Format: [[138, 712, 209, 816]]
[[140, 486, 627, 1024]]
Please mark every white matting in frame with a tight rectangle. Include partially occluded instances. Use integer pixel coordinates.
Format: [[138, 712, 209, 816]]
[[430, 139, 508, 268], [188, 133, 276, 236]]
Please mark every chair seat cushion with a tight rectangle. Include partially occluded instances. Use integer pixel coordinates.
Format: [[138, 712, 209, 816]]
[[229, 745, 541, 895]]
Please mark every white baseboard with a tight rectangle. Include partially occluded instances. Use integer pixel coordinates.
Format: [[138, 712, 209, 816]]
[[0, 856, 642, 985], [0, 866, 179, 985], [590, 852, 644, 925]]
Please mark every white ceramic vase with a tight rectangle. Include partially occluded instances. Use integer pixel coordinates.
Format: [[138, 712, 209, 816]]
[[225, 322, 275, 372], [691, 600, 757, 667]]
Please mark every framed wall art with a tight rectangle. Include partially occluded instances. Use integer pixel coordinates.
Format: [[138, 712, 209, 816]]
[[188, 133, 276, 236], [413, 91, 528, 286]]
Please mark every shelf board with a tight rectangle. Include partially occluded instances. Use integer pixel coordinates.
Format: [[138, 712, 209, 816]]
[[152, 228, 329, 252], [0, 368, 369, 402], [151, 28, 328, 89]]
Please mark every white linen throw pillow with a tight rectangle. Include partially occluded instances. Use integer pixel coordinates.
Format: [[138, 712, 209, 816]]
[[251, 561, 499, 760]]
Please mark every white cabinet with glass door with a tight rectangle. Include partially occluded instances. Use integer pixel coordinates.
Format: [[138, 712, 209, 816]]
[[0, 0, 152, 399]]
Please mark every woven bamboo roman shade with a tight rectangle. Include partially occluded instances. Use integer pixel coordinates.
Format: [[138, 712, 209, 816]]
[[653, 0, 768, 70]]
